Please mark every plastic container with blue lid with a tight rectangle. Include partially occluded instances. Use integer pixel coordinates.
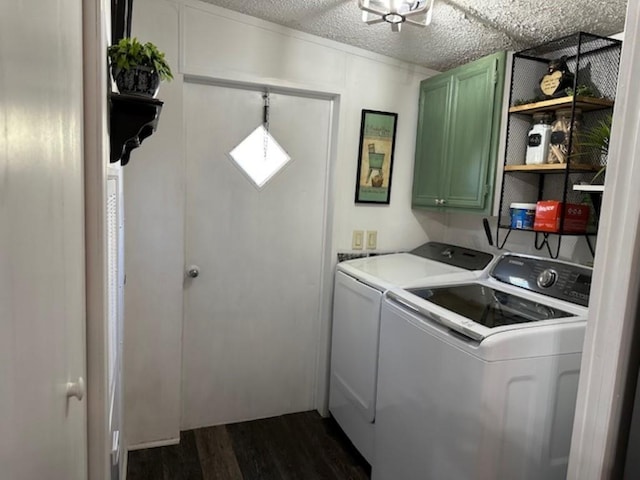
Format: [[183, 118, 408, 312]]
[[510, 203, 536, 229]]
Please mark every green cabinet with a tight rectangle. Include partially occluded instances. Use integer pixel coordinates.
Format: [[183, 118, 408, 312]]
[[412, 51, 506, 213]]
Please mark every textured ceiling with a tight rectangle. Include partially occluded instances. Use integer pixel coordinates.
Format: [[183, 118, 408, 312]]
[[198, 0, 627, 71]]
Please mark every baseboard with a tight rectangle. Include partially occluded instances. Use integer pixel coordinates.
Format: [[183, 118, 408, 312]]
[[121, 449, 128, 480], [127, 437, 180, 451]]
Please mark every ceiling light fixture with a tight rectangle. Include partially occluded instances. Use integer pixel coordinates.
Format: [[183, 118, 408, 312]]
[[358, 0, 434, 32]]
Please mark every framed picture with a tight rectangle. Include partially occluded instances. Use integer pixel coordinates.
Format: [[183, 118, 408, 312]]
[[354, 109, 398, 204]]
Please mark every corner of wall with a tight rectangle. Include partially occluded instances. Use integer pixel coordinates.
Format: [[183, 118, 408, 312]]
[[123, 0, 185, 447]]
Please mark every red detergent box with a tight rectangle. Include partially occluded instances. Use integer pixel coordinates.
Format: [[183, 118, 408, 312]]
[[534, 201, 590, 233]]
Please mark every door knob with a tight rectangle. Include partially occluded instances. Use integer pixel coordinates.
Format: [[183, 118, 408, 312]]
[[440, 199, 447, 204], [66, 377, 85, 401], [187, 265, 200, 278]]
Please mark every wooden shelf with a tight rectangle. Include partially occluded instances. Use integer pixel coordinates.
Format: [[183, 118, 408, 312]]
[[509, 96, 614, 114], [504, 163, 601, 173]]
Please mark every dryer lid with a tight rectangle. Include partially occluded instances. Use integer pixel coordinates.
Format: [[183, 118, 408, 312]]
[[410, 242, 494, 271]]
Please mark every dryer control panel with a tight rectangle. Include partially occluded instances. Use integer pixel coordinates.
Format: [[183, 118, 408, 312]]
[[491, 254, 592, 307]]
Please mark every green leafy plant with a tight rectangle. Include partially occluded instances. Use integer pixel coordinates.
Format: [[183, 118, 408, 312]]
[[564, 84, 596, 97], [580, 114, 612, 183], [513, 95, 546, 106], [107, 37, 173, 82]]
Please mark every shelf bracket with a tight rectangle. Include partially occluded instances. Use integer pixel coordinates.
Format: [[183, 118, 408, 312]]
[[534, 232, 561, 259], [585, 234, 596, 257], [496, 226, 513, 250], [109, 93, 164, 166]]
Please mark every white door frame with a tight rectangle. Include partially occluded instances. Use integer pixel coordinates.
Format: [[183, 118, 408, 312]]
[[182, 74, 342, 416], [568, 3, 640, 478], [83, 0, 113, 479]]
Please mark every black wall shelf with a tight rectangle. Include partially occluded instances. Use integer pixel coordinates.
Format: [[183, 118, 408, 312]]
[[109, 93, 163, 166], [496, 32, 622, 259]]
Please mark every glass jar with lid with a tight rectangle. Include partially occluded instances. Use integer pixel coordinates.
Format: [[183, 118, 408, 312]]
[[547, 108, 582, 164], [525, 112, 553, 165]]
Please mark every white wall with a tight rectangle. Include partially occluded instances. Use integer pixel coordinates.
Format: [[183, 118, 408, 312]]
[[433, 213, 594, 265], [125, 0, 438, 447], [124, 0, 185, 448]]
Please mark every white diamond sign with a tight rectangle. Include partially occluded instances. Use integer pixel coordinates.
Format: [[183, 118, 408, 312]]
[[229, 125, 291, 189]]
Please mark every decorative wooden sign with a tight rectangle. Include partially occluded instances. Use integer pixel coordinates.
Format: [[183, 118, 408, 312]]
[[539, 56, 574, 98]]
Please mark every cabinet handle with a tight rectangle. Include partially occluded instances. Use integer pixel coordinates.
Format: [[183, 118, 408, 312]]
[[441, 199, 447, 205]]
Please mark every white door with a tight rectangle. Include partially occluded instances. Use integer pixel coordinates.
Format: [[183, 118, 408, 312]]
[[182, 82, 333, 429], [0, 1, 87, 479]]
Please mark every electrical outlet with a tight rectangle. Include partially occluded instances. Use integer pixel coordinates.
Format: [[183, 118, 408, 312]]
[[352, 230, 364, 250], [366, 230, 377, 250]]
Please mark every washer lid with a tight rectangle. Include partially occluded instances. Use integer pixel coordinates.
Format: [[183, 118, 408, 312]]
[[408, 284, 575, 329]]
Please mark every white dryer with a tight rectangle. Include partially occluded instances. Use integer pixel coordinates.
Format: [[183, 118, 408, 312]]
[[374, 253, 592, 480], [329, 242, 494, 463]]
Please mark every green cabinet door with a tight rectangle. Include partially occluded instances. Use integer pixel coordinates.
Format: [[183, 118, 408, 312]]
[[412, 74, 451, 208], [443, 52, 504, 210], [412, 51, 506, 214]]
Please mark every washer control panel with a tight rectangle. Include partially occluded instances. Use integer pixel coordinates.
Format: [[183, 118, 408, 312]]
[[491, 254, 592, 306], [537, 269, 558, 288]]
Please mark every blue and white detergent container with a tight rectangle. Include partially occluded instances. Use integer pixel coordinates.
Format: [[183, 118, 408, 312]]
[[510, 203, 537, 229]]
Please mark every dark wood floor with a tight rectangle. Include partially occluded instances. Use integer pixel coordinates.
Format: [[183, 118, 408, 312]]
[[127, 411, 371, 480]]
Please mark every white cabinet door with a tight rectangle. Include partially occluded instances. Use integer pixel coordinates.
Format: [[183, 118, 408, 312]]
[[0, 0, 87, 478], [330, 271, 383, 422], [328, 271, 382, 462], [181, 82, 333, 429]]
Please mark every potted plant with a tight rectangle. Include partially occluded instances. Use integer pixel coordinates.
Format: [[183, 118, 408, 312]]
[[574, 114, 612, 221], [581, 114, 612, 184], [108, 37, 173, 97]]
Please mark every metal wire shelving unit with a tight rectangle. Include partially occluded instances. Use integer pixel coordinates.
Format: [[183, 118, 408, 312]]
[[496, 32, 622, 259]]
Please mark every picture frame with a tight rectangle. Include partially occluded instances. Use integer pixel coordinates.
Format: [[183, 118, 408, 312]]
[[354, 109, 398, 204]]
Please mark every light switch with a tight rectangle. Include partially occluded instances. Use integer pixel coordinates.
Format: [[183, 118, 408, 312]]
[[352, 230, 364, 250], [366, 231, 377, 250]]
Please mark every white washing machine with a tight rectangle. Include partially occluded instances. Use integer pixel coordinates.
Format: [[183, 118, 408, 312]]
[[374, 253, 592, 480], [329, 242, 494, 463]]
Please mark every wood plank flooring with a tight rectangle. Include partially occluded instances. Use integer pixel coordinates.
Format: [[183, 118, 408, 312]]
[[127, 411, 371, 480]]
